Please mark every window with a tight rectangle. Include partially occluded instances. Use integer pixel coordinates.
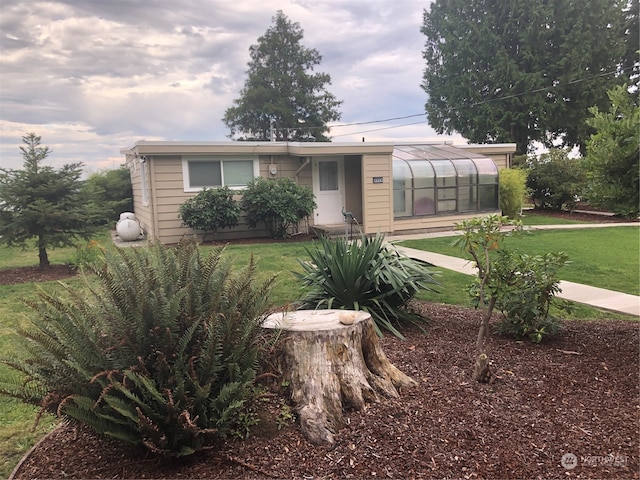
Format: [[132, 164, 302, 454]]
[[182, 157, 258, 191], [392, 146, 499, 218]]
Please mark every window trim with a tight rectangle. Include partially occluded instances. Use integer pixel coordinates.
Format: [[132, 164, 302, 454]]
[[182, 156, 259, 192]]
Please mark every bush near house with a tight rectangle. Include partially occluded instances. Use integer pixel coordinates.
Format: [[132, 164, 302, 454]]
[[525, 148, 585, 211], [178, 186, 241, 241], [241, 177, 316, 239], [499, 168, 528, 219], [0, 241, 276, 457], [295, 233, 439, 338]]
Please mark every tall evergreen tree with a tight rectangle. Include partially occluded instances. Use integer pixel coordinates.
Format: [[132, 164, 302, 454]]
[[0, 133, 100, 268], [583, 84, 639, 218], [223, 11, 342, 141], [421, 0, 630, 155]]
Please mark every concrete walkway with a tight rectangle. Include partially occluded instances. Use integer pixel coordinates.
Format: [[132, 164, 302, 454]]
[[389, 223, 640, 317]]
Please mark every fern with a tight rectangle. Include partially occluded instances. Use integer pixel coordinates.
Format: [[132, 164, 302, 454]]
[[0, 240, 276, 456]]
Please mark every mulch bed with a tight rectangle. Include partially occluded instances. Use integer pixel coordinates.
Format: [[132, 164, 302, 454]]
[[5, 210, 638, 479], [0, 264, 78, 286], [10, 302, 639, 480]]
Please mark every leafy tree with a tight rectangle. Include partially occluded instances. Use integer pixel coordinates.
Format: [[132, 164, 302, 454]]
[[421, 0, 629, 155], [83, 166, 133, 225], [0, 133, 100, 268], [178, 187, 241, 241], [223, 10, 342, 141], [525, 149, 585, 211], [240, 177, 315, 239], [582, 84, 639, 218]]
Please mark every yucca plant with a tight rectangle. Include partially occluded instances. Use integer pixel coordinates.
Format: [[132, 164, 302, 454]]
[[0, 241, 276, 456], [295, 233, 438, 338]]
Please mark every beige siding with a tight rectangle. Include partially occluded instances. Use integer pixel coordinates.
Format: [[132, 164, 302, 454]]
[[361, 154, 392, 234], [123, 141, 516, 244], [391, 211, 500, 234], [153, 155, 298, 244], [148, 156, 184, 244]]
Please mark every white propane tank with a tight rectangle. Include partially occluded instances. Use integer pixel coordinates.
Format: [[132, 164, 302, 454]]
[[116, 214, 142, 241]]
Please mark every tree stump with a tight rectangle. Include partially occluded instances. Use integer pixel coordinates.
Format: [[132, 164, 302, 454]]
[[263, 309, 417, 446]]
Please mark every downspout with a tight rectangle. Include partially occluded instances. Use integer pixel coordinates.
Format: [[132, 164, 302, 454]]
[[294, 156, 310, 184]]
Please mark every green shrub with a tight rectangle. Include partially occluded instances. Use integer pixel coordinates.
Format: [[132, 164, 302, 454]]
[[0, 241, 276, 456], [499, 168, 527, 219], [525, 148, 585, 211], [295, 233, 438, 338], [492, 250, 571, 343], [178, 187, 241, 241], [66, 239, 106, 270], [83, 166, 134, 226], [241, 177, 315, 239]]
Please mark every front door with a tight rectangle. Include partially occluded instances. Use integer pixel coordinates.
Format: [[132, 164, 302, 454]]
[[312, 157, 344, 224]]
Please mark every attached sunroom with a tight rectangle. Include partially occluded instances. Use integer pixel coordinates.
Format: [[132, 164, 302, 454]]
[[392, 145, 499, 218]]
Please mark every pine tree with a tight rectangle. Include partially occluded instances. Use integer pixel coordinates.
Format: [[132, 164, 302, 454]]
[[223, 11, 342, 141], [0, 133, 100, 268]]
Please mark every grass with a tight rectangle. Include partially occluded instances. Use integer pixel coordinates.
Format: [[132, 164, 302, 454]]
[[0, 223, 637, 477], [399, 226, 639, 296], [518, 212, 592, 225]]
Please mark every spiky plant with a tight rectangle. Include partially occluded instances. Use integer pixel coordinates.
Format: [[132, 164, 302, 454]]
[[295, 233, 438, 338], [0, 241, 276, 456]]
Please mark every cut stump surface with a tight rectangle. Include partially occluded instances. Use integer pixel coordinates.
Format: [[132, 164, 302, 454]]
[[263, 310, 416, 446]]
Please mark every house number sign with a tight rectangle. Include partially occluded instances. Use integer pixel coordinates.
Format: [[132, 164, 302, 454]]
[[372, 177, 383, 184]]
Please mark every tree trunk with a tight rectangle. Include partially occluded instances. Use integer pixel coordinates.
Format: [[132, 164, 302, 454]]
[[472, 296, 496, 383], [38, 241, 50, 269], [263, 310, 416, 446]]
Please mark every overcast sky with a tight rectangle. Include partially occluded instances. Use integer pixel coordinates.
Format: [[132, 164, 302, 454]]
[[0, 0, 466, 173]]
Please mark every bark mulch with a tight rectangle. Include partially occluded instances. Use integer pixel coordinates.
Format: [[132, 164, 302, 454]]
[[10, 302, 639, 480]]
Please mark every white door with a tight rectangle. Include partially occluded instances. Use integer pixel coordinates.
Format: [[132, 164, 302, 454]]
[[312, 157, 344, 224]]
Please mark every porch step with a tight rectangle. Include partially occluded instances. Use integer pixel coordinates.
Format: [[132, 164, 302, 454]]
[[311, 224, 362, 239]]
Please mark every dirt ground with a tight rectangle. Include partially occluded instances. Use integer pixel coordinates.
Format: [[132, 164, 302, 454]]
[[10, 302, 638, 479]]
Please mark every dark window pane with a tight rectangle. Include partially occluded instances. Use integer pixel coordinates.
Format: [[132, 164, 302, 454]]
[[458, 185, 478, 212], [189, 161, 221, 187], [319, 161, 338, 191], [414, 189, 436, 215], [479, 184, 498, 209]]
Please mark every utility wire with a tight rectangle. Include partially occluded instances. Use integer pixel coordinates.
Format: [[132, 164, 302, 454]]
[[284, 66, 634, 138]]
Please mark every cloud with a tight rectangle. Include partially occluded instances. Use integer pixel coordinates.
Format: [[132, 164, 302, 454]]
[[0, 0, 444, 171]]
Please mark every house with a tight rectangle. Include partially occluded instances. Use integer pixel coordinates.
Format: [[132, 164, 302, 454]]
[[121, 141, 516, 244]]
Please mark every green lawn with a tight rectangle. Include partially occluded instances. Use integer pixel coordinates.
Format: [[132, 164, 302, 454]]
[[399, 226, 639, 296], [0, 225, 638, 477]]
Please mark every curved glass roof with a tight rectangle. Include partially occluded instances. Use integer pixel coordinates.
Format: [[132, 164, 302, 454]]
[[392, 144, 499, 217]]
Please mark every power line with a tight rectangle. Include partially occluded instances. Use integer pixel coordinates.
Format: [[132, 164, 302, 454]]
[[272, 66, 634, 139], [327, 67, 633, 137]]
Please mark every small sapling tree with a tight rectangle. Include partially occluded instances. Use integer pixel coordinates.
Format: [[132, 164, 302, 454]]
[[452, 215, 522, 382], [0, 133, 100, 268], [454, 214, 570, 382]]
